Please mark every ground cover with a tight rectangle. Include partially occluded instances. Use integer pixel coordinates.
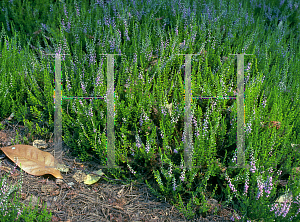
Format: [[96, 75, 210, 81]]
[[0, 0, 300, 221]]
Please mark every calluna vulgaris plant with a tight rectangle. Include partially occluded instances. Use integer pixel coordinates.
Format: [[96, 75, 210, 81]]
[[0, 0, 299, 221], [0, 162, 52, 221]]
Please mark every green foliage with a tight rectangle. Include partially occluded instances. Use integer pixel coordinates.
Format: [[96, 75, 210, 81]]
[[17, 197, 52, 222], [0, 168, 52, 222], [0, 0, 300, 220]]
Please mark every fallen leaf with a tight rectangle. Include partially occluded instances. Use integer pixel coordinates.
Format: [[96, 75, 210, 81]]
[[84, 174, 101, 185], [83, 169, 105, 185], [1, 145, 63, 179], [55, 162, 69, 173]]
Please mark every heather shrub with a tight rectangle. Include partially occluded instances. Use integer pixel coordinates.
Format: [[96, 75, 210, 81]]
[[0, 0, 299, 221]]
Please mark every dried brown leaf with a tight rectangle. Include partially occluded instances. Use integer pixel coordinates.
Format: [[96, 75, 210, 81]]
[[1, 145, 63, 179]]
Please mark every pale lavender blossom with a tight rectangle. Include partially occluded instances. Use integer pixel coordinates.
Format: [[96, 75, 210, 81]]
[[75, 3, 80, 17], [161, 106, 167, 117], [160, 129, 164, 139], [81, 82, 86, 94], [139, 116, 143, 126], [127, 163, 136, 175], [168, 165, 172, 177], [172, 177, 177, 191], [41, 23, 48, 31], [180, 169, 185, 182], [246, 122, 252, 134], [243, 171, 250, 196], [133, 53, 137, 64], [225, 174, 238, 194], [202, 118, 209, 137], [264, 176, 273, 198], [66, 21, 71, 33], [262, 96, 267, 108], [61, 18, 66, 31], [89, 107, 93, 117], [256, 176, 265, 200], [145, 140, 151, 153], [63, 4, 69, 19], [135, 134, 142, 149], [249, 151, 257, 173]]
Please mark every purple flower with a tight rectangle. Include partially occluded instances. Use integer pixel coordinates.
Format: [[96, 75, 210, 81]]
[[135, 134, 142, 149], [180, 170, 185, 182], [172, 177, 177, 191], [160, 129, 164, 139], [67, 21, 71, 33], [89, 107, 93, 117], [145, 140, 151, 154], [127, 163, 136, 175], [256, 176, 265, 200], [226, 176, 237, 193], [133, 53, 137, 64], [168, 165, 173, 177], [41, 23, 48, 31], [81, 82, 86, 94], [246, 122, 252, 135], [262, 96, 267, 108], [243, 178, 249, 195], [6, 20, 10, 32], [75, 3, 80, 17], [264, 176, 273, 198], [249, 153, 257, 173], [61, 18, 66, 31], [63, 5, 68, 19]]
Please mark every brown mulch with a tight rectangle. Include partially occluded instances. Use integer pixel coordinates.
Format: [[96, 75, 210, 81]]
[[0, 117, 240, 222]]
